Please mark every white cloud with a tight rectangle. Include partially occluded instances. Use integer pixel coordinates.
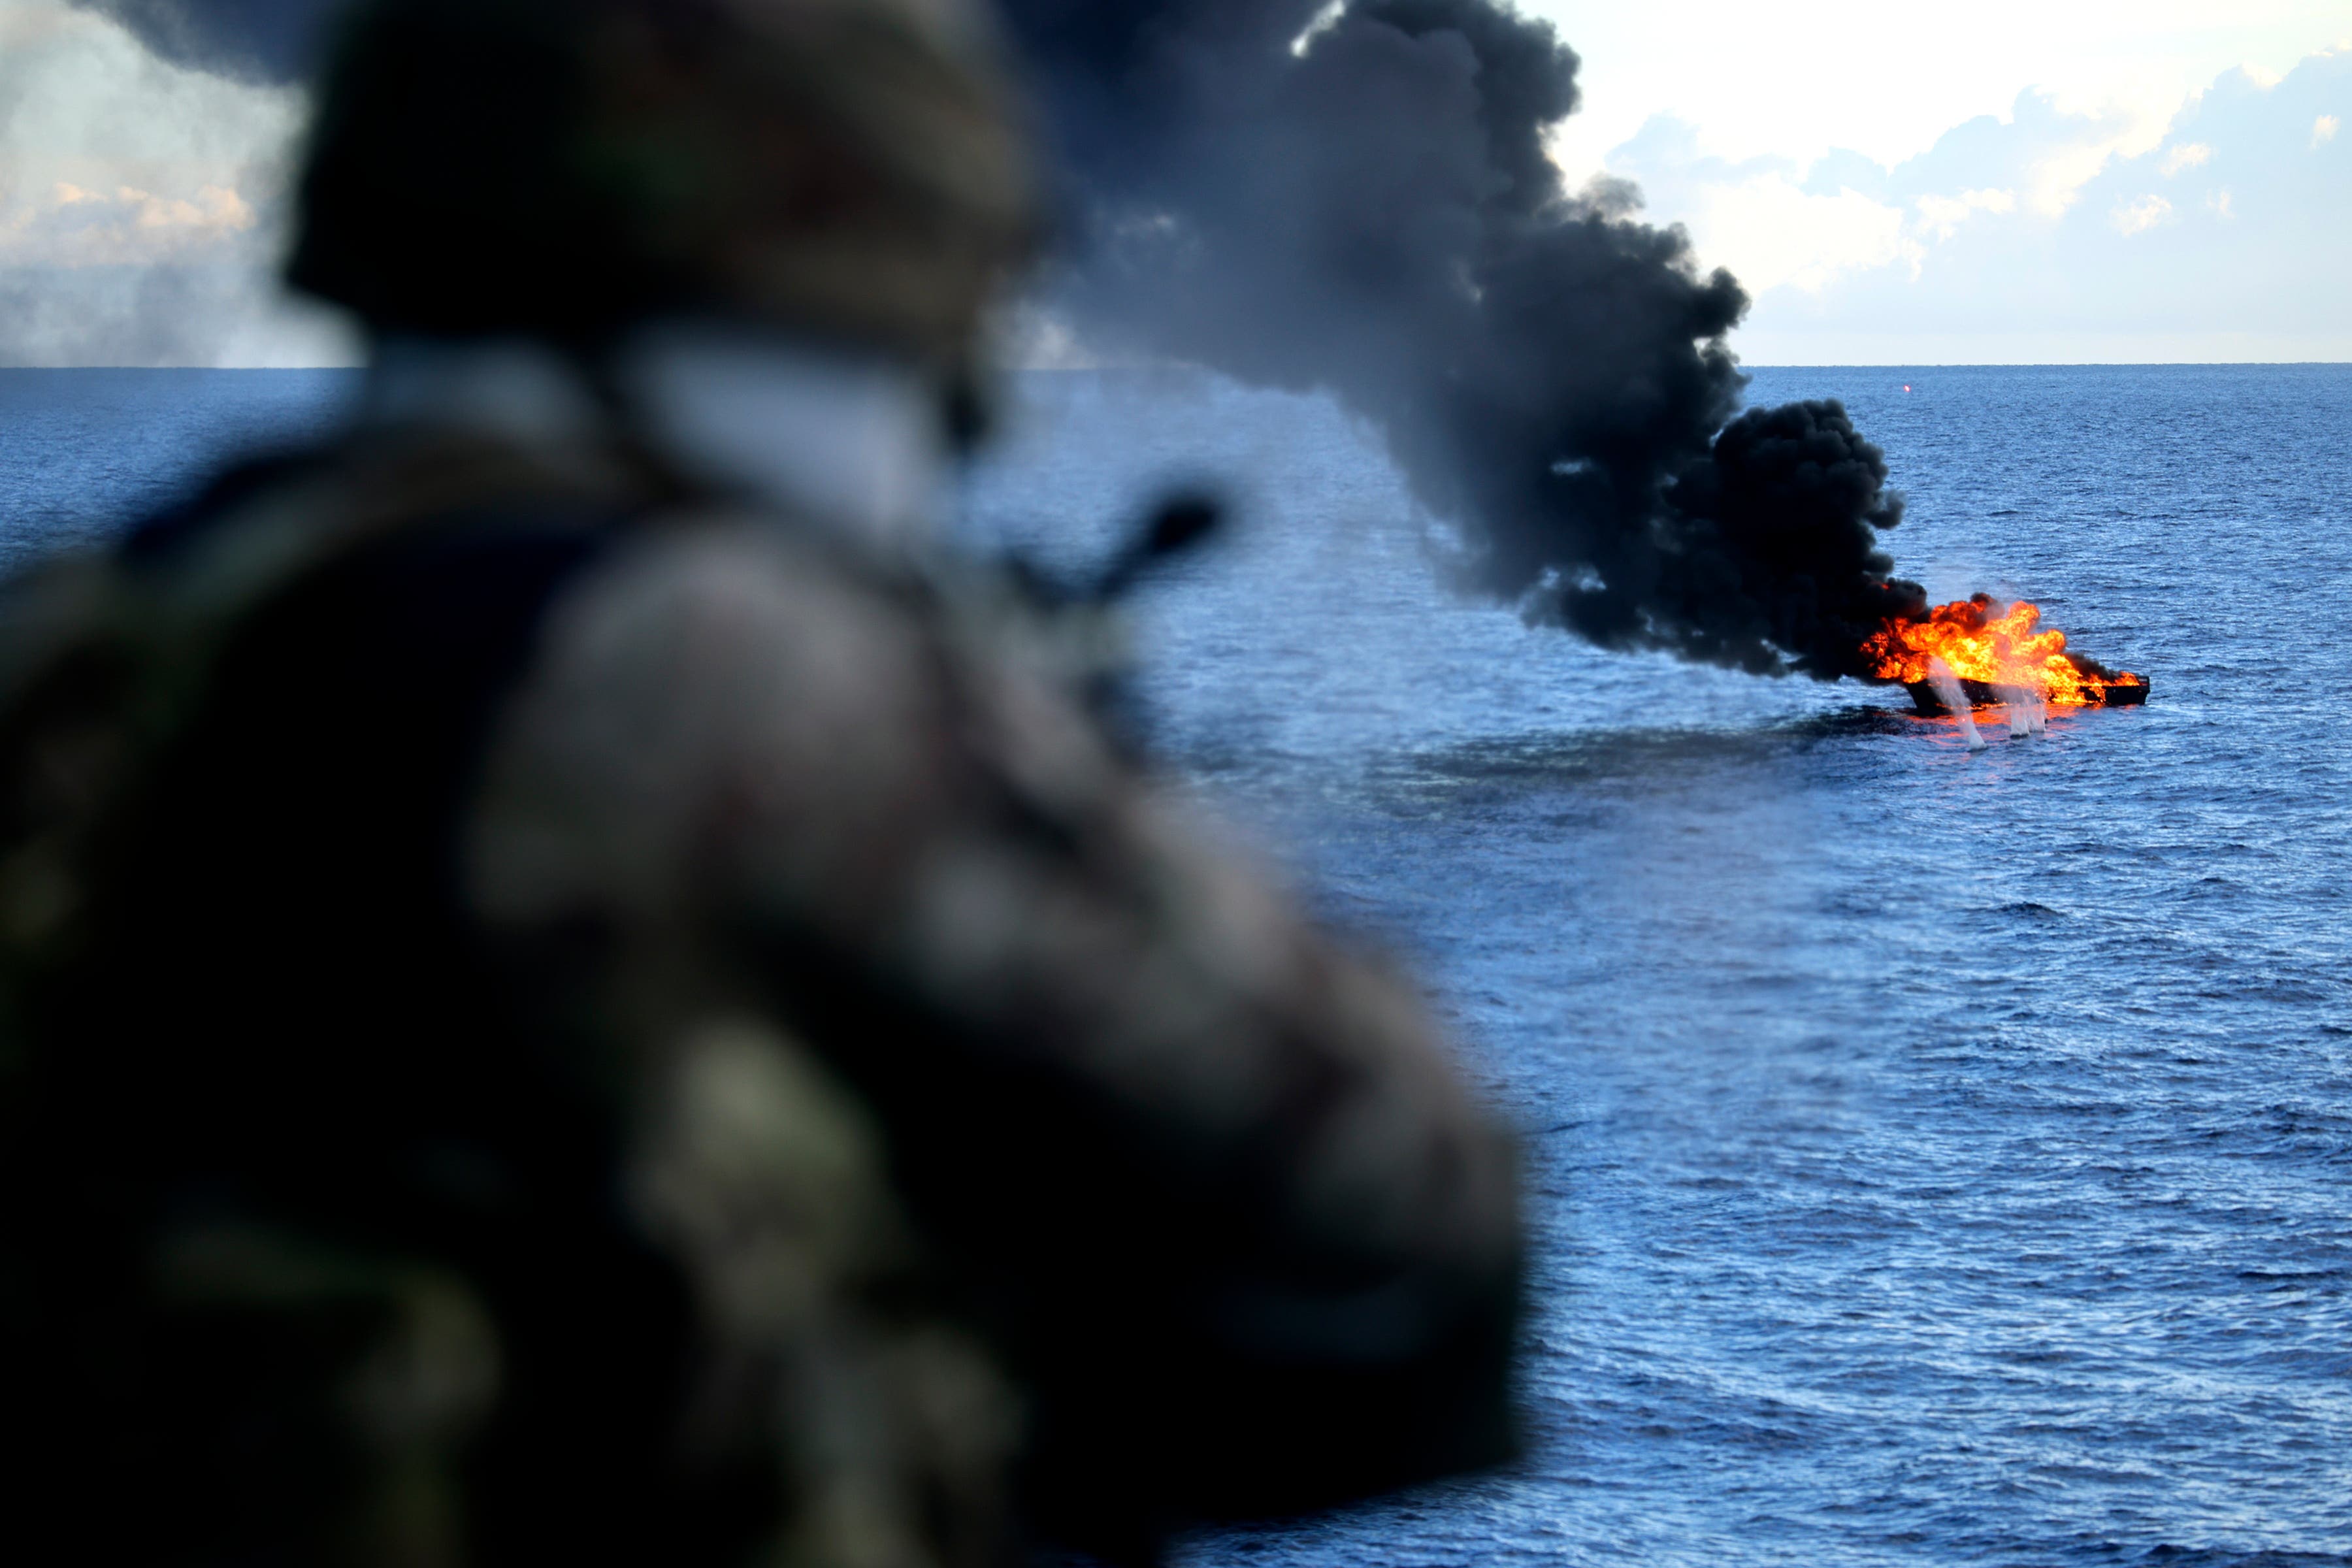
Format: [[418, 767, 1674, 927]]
[[5, 180, 258, 266], [2023, 131, 2138, 215], [1730, 45, 2352, 361], [1703, 178, 1913, 293], [5, 0, 2349, 366], [1533, 1, 2352, 180], [1914, 188, 2016, 240], [1593, 41, 2351, 359], [0, 0, 347, 364], [1599, 120, 1915, 295], [2109, 193, 2175, 234]]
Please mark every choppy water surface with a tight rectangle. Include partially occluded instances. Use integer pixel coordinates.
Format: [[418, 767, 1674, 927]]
[[0, 370, 354, 570], [7, 363, 2349, 1565]]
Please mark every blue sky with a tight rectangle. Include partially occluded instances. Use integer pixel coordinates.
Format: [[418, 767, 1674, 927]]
[[0, 0, 2344, 365]]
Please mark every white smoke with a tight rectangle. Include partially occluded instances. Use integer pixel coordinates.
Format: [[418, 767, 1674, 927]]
[[1928, 657, 1985, 752]]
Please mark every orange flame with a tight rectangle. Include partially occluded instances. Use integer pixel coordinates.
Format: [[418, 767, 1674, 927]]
[[1861, 594, 2144, 706]]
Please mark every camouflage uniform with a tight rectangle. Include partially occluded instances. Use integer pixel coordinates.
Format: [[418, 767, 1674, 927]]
[[0, 2, 1522, 1563]]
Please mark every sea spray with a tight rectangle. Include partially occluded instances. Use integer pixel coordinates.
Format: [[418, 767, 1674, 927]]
[[2006, 685, 2048, 736], [2001, 687, 2031, 738], [1929, 659, 1985, 751]]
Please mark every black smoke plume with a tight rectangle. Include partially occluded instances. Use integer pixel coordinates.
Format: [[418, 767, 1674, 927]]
[[998, 0, 1925, 678], [78, 0, 1929, 678], [67, 0, 331, 82]]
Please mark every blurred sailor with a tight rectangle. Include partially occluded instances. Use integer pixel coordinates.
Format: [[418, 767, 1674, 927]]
[[0, 1, 1522, 1562]]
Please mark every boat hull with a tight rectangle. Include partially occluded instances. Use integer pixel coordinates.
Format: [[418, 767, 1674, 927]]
[[1904, 678, 2149, 716]]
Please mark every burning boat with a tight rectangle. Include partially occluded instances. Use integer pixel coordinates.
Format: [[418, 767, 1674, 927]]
[[1859, 594, 2148, 717], [1898, 673, 2149, 717]]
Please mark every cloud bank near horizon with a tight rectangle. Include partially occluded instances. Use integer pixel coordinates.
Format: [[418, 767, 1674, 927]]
[[0, 0, 2342, 367], [1612, 47, 2350, 364], [0, 0, 350, 365]]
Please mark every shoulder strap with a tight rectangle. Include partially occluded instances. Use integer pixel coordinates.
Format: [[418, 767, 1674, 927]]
[[0, 433, 650, 1029], [0, 442, 736, 1567]]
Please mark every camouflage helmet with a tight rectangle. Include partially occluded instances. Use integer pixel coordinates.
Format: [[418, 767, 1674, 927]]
[[288, 0, 1040, 367]]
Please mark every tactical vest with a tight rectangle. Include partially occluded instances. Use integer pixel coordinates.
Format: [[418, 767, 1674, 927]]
[[0, 427, 1520, 1567], [0, 435, 800, 1564]]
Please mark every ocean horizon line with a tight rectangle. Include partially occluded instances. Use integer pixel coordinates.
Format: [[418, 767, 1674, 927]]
[[2, 359, 2351, 374]]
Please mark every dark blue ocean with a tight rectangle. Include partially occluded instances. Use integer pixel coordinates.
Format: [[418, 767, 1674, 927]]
[[4, 363, 2348, 1566]]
